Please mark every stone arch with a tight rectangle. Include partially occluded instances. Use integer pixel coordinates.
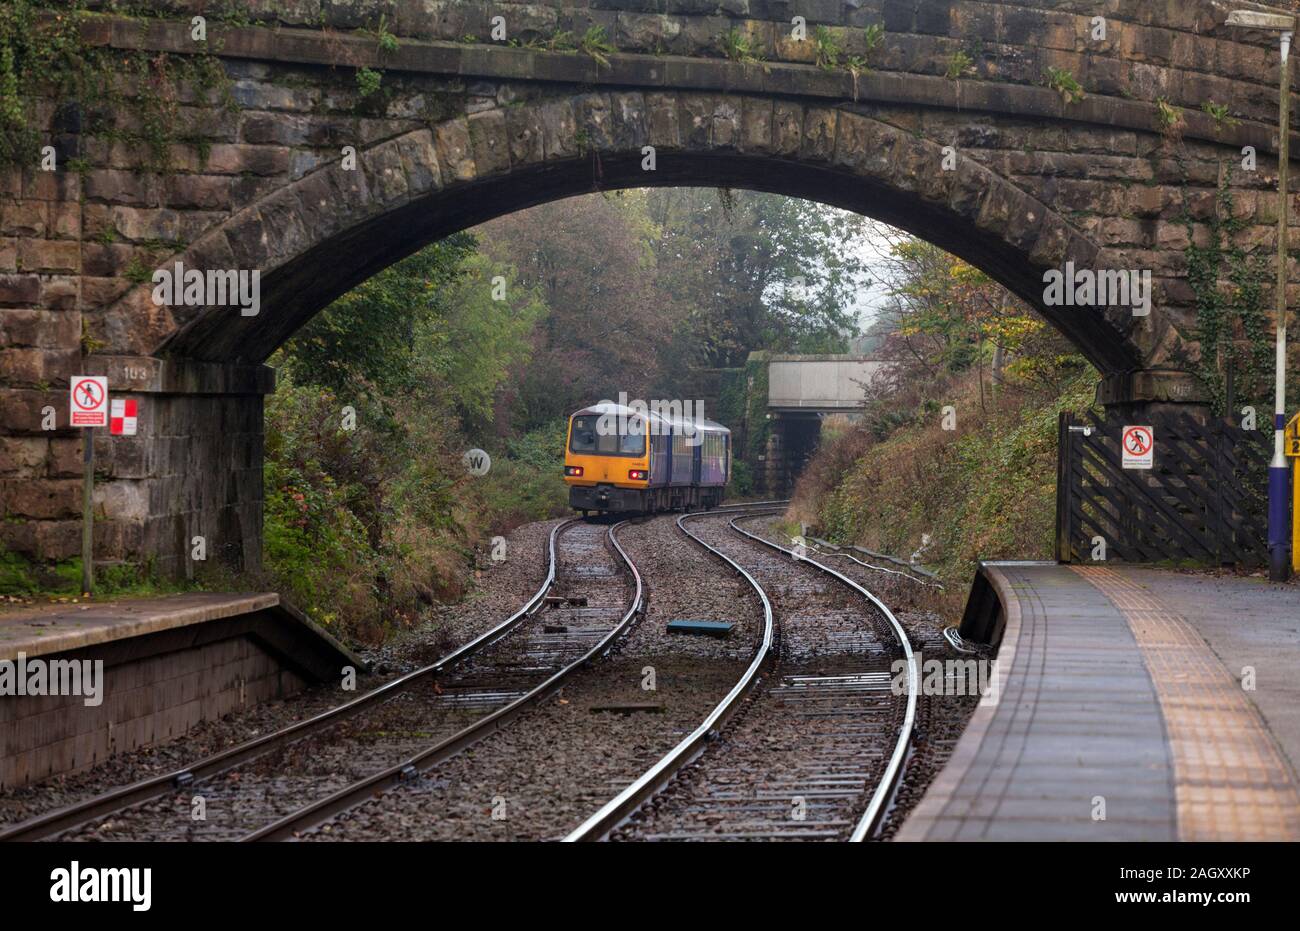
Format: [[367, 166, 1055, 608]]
[[118, 91, 1144, 374], [11, 0, 1293, 573]]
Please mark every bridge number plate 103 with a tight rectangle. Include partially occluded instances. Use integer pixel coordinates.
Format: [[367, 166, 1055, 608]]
[[1121, 425, 1154, 470]]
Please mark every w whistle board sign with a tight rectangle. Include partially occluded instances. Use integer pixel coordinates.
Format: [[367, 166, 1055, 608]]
[[69, 376, 108, 427]]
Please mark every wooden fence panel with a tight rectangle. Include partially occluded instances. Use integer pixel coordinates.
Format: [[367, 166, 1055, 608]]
[[1055, 412, 1270, 566]]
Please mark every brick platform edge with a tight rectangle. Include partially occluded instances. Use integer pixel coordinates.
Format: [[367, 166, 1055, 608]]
[[0, 593, 362, 790]]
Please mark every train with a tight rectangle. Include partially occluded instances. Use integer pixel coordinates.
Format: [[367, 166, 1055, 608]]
[[563, 402, 731, 514]]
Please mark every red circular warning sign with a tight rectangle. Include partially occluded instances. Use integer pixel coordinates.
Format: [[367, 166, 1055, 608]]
[[70, 375, 109, 427], [72, 378, 104, 410], [1123, 426, 1152, 455], [1121, 425, 1154, 469]]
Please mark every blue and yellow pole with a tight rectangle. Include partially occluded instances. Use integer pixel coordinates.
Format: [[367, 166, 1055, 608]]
[[1270, 28, 1294, 582], [1288, 414, 1300, 573]]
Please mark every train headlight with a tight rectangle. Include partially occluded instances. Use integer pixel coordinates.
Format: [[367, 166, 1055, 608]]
[[628, 469, 648, 481], [565, 466, 584, 477]]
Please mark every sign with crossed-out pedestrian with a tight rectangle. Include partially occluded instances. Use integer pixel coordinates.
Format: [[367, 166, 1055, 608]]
[[1121, 425, 1154, 470], [70, 376, 109, 428]]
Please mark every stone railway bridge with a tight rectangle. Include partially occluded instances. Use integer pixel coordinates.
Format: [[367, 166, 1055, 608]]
[[2, 0, 1298, 575]]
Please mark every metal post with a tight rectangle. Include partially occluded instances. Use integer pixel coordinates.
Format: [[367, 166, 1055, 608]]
[[1270, 31, 1294, 582], [82, 427, 94, 594]]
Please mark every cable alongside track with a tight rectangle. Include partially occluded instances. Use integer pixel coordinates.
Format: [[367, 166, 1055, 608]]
[[0, 518, 589, 842], [576, 509, 916, 842]]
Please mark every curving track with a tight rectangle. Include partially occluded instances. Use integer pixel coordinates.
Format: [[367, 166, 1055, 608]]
[[248, 518, 644, 840], [0, 518, 638, 842], [572, 509, 917, 842], [1, 505, 917, 843]]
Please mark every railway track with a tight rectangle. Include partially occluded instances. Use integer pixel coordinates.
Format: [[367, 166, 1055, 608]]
[[247, 518, 644, 840], [3, 502, 916, 843], [0, 517, 639, 842], [571, 508, 916, 841]]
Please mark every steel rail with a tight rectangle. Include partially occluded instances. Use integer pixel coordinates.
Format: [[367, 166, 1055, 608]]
[[564, 505, 781, 842], [0, 518, 579, 843], [727, 515, 918, 842], [246, 517, 646, 841]]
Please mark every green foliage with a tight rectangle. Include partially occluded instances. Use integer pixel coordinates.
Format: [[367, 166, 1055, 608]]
[[945, 49, 974, 80], [720, 27, 763, 64], [580, 25, 615, 68], [472, 420, 570, 526], [743, 354, 771, 461], [479, 190, 693, 431], [123, 256, 151, 283], [0, 546, 190, 598], [546, 30, 578, 52], [1201, 101, 1238, 131], [371, 14, 399, 54], [280, 233, 476, 400], [268, 235, 560, 642], [946, 51, 973, 81], [642, 188, 870, 368], [1044, 66, 1085, 105], [1, 1, 80, 167], [0, 0, 236, 172], [1184, 166, 1271, 416], [411, 252, 548, 427], [1155, 97, 1184, 135], [874, 238, 1060, 381], [863, 24, 886, 52], [812, 369, 1099, 587], [727, 459, 755, 497], [355, 66, 382, 97], [814, 25, 842, 71], [262, 380, 390, 631], [0, 0, 89, 167]]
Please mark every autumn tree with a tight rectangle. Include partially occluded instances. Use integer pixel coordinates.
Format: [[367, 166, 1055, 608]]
[[646, 189, 875, 366], [477, 191, 687, 431]]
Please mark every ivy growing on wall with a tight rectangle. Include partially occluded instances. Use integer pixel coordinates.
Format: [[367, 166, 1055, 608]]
[[1184, 164, 1272, 417], [0, 0, 236, 173], [0, 0, 91, 167]]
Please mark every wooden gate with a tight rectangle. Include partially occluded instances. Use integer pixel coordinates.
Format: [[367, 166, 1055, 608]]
[[1055, 411, 1270, 565]]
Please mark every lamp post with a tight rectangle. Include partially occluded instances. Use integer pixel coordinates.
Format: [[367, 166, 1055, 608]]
[[1228, 10, 1295, 581]]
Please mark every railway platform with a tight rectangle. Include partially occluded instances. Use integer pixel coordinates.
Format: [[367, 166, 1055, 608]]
[[897, 562, 1300, 842], [0, 592, 359, 790]]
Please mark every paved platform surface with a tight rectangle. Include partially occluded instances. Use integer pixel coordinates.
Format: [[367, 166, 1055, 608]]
[[897, 563, 1300, 842], [0, 592, 281, 661]]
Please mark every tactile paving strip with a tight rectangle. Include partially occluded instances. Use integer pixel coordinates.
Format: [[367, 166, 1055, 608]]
[[1074, 566, 1300, 841]]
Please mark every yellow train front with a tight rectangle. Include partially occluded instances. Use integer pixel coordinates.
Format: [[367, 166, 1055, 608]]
[[564, 403, 731, 514]]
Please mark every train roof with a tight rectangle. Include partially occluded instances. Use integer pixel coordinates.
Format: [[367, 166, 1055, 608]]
[[570, 402, 730, 434]]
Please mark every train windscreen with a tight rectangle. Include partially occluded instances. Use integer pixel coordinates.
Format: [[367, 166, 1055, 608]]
[[569, 415, 646, 456]]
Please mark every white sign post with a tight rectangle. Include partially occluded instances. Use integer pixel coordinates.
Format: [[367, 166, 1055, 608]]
[[1121, 425, 1154, 470], [69, 375, 109, 594]]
